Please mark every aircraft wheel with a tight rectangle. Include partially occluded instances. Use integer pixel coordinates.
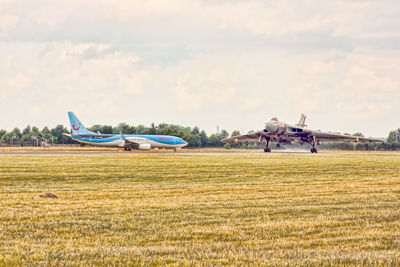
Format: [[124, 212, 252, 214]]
[[264, 148, 271, 153], [276, 144, 281, 149], [310, 148, 318, 153]]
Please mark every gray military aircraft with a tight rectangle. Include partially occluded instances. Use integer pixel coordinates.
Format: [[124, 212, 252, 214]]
[[221, 114, 384, 153]]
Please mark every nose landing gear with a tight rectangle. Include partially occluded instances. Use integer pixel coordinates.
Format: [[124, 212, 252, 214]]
[[264, 138, 272, 153], [310, 148, 318, 153]]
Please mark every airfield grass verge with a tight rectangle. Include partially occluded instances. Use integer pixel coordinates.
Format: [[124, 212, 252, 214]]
[[1, 154, 400, 265]]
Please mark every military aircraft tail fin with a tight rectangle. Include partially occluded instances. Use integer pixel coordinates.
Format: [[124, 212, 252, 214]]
[[296, 113, 307, 128]]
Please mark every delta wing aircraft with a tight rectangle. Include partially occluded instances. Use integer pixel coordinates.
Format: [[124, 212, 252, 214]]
[[64, 112, 187, 151], [222, 114, 384, 153]]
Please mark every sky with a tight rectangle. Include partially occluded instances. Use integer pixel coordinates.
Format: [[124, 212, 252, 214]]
[[0, 0, 399, 137]]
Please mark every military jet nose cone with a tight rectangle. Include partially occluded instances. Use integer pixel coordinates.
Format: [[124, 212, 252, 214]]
[[265, 121, 279, 134]]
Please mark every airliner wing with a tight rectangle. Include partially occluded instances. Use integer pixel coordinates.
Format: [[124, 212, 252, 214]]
[[221, 131, 265, 143], [120, 133, 140, 148], [311, 131, 384, 143]]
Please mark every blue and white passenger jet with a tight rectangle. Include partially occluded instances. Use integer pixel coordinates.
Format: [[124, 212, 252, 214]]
[[64, 112, 187, 151]]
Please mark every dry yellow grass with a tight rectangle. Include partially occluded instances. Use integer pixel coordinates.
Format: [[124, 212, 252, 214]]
[[1, 154, 400, 265]]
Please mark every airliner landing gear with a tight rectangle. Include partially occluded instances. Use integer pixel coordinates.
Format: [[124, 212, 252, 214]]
[[310, 147, 318, 153]]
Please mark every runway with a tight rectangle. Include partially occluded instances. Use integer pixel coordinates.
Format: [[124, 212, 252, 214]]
[[1, 151, 399, 156]]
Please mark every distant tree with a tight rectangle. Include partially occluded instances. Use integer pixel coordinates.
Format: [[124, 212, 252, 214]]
[[116, 123, 130, 134], [11, 128, 22, 139], [90, 125, 103, 133], [21, 132, 33, 143], [352, 132, 364, 137], [42, 127, 50, 135], [1, 132, 11, 143], [22, 125, 31, 135], [387, 129, 400, 143], [240, 143, 248, 149], [219, 129, 229, 139], [101, 125, 113, 134], [149, 123, 157, 134], [208, 134, 220, 147], [223, 143, 231, 149], [191, 126, 200, 135], [200, 130, 208, 147], [0, 129, 6, 139], [32, 126, 40, 135], [186, 134, 201, 148], [135, 125, 148, 135], [51, 125, 68, 144], [231, 130, 240, 137]]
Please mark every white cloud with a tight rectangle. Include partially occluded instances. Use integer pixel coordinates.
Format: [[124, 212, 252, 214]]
[[240, 97, 262, 111], [172, 69, 237, 112], [343, 52, 400, 95], [304, 61, 335, 76], [0, 0, 399, 137], [0, 14, 18, 31], [1, 0, 398, 41], [336, 102, 392, 119], [288, 84, 330, 112]]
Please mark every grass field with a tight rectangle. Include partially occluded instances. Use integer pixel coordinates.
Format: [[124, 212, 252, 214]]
[[1, 154, 400, 265]]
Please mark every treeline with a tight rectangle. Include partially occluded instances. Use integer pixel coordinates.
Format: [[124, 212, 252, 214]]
[[320, 129, 400, 151], [0, 125, 73, 146], [0, 123, 231, 148], [0, 123, 399, 150]]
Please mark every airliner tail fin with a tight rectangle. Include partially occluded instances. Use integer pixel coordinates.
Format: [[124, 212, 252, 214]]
[[68, 112, 96, 135]]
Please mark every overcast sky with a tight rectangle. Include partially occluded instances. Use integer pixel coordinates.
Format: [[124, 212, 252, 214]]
[[1, 0, 399, 137]]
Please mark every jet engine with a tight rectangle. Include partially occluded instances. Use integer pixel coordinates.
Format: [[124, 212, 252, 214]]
[[138, 143, 151, 150]]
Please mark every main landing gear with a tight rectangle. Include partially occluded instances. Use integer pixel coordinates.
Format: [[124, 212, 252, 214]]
[[276, 143, 281, 149], [310, 136, 318, 153]]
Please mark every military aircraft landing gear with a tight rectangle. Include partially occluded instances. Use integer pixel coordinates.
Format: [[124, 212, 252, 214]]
[[310, 136, 318, 153], [264, 138, 271, 152]]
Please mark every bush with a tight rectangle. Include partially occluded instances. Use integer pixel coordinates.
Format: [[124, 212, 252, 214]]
[[223, 143, 231, 149]]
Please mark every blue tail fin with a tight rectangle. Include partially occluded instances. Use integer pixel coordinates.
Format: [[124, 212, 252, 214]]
[[68, 112, 96, 135]]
